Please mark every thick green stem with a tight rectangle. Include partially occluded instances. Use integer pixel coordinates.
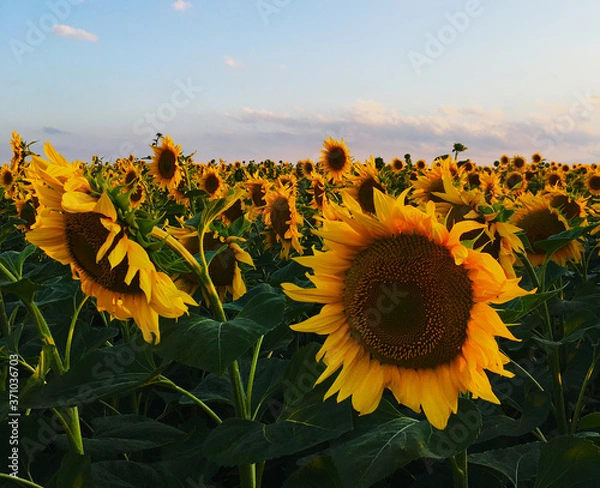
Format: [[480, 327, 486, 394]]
[[520, 254, 569, 435], [152, 226, 256, 488], [246, 336, 264, 415], [0, 292, 10, 337], [450, 449, 468, 488], [65, 295, 89, 371]]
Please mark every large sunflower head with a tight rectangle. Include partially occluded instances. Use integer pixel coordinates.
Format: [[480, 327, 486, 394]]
[[319, 137, 352, 183], [283, 191, 530, 430], [585, 170, 600, 196], [25, 146, 196, 343], [510, 193, 584, 267], [149, 135, 182, 190]]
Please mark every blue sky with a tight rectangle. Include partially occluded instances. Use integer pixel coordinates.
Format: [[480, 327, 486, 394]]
[[2, 0, 600, 166]]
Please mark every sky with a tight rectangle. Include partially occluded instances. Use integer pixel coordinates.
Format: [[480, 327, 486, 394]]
[[2, 0, 600, 166]]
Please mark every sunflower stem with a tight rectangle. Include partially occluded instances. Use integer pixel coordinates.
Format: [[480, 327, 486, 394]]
[[0, 292, 10, 338], [65, 294, 89, 371], [519, 253, 569, 435], [155, 376, 222, 425], [0, 473, 45, 488], [570, 348, 599, 434], [450, 449, 468, 488], [150, 226, 256, 488], [246, 336, 264, 416]]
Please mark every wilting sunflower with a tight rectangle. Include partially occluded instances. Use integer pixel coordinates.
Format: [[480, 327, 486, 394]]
[[10, 131, 23, 169], [309, 174, 327, 211], [26, 148, 195, 343], [200, 167, 226, 199], [282, 191, 529, 430], [263, 185, 304, 259], [510, 193, 584, 266], [168, 225, 254, 300], [149, 135, 182, 191], [319, 137, 352, 183]]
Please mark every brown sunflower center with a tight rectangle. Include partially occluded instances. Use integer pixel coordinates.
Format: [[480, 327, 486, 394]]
[[357, 177, 384, 213], [65, 212, 141, 294], [158, 148, 177, 179], [250, 184, 266, 207], [343, 234, 473, 369], [467, 173, 480, 187], [2, 170, 14, 186], [270, 197, 291, 239], [392, 159, 403, 171], [549, 195, 580, 220], [326, 147, 348, 172], [547, 174, 562, 186], [125, 169, 137, 185], [313, 182, 325, 208], [517, 209, 567, 254], [588, 175, 600, 191], [204, 174, 220, 195], [506, 173, 523, 190], [203, 234, 236, 286]]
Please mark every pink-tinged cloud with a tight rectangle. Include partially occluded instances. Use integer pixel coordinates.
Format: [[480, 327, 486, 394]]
[[224, 56, 241, 68], [172, 0, 192, 11], [52, 24, 98, 42]]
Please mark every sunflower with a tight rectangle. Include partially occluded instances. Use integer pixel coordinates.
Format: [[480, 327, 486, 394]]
[[301, 159, 315, 178], [1, 165, 15, 188], [169, 226, 254, 300], [347, 157, 385, 214], [585, 171, 600, 196], [149, 135, 182, 191], [26, 148, 195, 343], [282, 191, 529, 430], [200, 167, 226, 199], [512, 155, 527, 171], [531, 152, 543, 164], [309, 174, 327, 211], [319, 137, 352, 183], [510, 193, 584, 266], [411, 157, 457, 211], [504, 171, 527, 194], [263, 185, 304, 259], [10, 131, 23, 169], [390, 157, 404, 173]]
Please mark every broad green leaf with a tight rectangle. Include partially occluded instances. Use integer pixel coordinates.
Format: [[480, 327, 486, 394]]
[[283, 456, 344, 488], [330, 399, 481, 488], [0, 245, 36, 279], [156, 291, 284, 376], [478, 390, 551, 443], [535, 225, 592, 257], [79, 415, 185, 457], [534, 436, 600, 488], [0, 278, 42, 303], [90, 460, 181, 488], [469, 442, 543, 487], [498, 289, 562, 324], [21, 342, 158, 409], [578, 413, 600, 432], [185, 373, 233, 405], [203, 393, 353, 466]]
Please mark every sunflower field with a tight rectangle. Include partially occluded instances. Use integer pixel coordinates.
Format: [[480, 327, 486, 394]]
[[1, 131, 599, 488]]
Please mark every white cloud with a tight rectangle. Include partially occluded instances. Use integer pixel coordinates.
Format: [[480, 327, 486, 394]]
[[224, 56, 242, 68], [52, 24, 98, 42], [172, 0, 192, 11]]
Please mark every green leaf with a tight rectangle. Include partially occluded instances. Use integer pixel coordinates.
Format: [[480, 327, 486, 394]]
[[90, 461, 181, 488], [578, 413, 600, 432], [330, 398, 481, 488], [81, 415, 185, 456], [535, 225, 592, 257], [498, 289, 562, 323], [478, 390, 552, 443], [283, 456, 344, 488], [0, 278, 42, 302], [203, 393, 353, 466], [57, 452, 93, 488], [469, 442, 543, 487], [534, 436, 600, 488], [21, 342, 159, 409], [156, 291, 284, 376], [0, 245, 36, 279]]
